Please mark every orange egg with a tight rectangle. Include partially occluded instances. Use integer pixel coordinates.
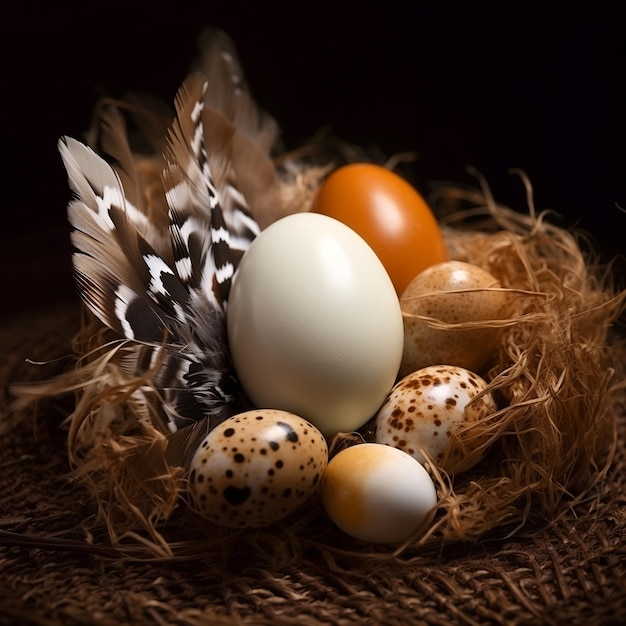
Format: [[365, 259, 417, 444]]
[[311, 163, 448, 294]]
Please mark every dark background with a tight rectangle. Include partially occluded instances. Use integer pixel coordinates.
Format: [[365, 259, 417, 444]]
[[2, 1, 625, 317]]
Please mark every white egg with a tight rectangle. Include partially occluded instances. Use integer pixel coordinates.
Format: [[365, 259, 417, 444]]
[[188, 409, 328, 528], [375, 365, 497, 474], [227, 213, 404, 437], [322, 442, 437, 544]]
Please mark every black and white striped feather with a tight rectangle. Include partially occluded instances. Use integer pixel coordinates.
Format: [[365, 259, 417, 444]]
[[59, 30, 280, 436]]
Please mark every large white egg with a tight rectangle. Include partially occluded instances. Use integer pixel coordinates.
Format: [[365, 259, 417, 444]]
[[227, 213, 404, 436]]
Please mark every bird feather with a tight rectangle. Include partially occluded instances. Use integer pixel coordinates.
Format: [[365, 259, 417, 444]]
[[59, 29, 280, 436]]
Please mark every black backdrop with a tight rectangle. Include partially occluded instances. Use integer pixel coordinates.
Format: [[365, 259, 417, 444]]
[[2, 2, 625, 315]]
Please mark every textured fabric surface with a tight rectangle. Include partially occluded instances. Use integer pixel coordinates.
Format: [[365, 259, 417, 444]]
[[1, 304, 625, 625]]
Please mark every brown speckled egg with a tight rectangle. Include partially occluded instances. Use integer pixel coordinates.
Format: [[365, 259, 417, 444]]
[[375, 365, 497, 474], [400, 260, 509, 377], [188, 409, 328, 528]]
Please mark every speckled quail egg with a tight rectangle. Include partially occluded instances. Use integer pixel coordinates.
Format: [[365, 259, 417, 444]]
[[400, 260, 509, 377], [188, 409, 328, 528], [375, 365, 497, 474]]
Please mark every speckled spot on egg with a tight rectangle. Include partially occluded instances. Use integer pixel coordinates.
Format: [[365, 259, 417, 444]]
[[188, 409, 328, 528], [376, 365, 497, 474]]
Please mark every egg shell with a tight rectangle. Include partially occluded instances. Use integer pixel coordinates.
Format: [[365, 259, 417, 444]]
[[322, 442, 437, 544], [400, 260, 509, 377], [188, 409, 328, 528], [227, 212, 404, 437], [375, 365, 497, 474], [311, 163, 448, 294]]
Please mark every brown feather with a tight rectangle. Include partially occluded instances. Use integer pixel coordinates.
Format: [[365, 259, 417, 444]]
[[191, 27, 283, 229]]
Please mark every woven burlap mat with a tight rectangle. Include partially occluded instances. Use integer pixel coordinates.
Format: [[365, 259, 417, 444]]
[[1, 303, 625, 626]]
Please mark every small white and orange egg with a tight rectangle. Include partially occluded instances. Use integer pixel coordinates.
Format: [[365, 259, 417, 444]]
[[188, 409, 328, 528], [321, 442, 438, 544], [400, 260, 509, 377], [375, 365, 497, 474]]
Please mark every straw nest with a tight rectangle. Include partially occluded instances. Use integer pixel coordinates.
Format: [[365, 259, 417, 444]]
[[11, 140, 626, 564]]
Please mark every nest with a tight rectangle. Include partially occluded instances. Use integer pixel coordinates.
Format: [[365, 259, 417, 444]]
[[11, 152, 626, 562], [417, 175, 626, 543], [6, 29, 625, 567]]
